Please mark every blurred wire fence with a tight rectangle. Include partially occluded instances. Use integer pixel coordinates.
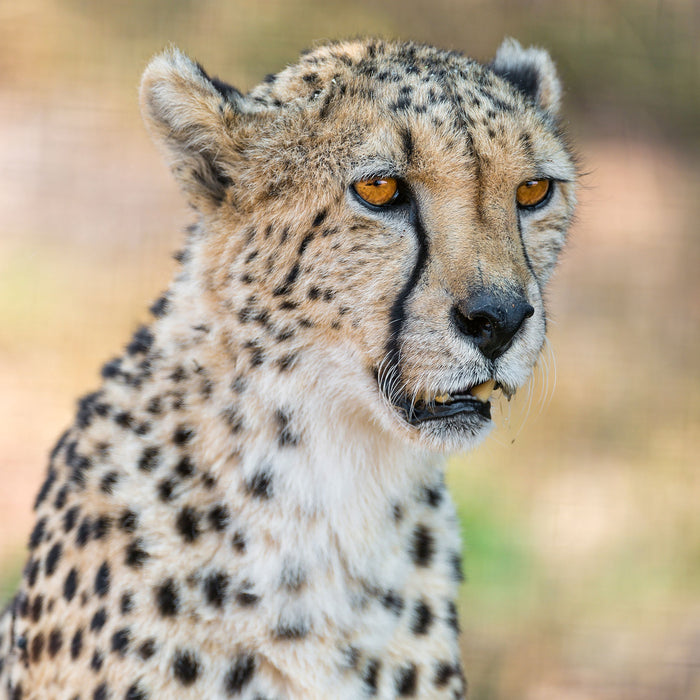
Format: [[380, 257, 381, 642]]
[[0, 1, 698, 698]]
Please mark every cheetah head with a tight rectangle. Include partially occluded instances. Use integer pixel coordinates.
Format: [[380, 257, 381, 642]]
[[140, 39, 577, 452]]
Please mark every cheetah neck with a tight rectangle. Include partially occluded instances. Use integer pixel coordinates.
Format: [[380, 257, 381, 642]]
[[146, 274, 445, 577]]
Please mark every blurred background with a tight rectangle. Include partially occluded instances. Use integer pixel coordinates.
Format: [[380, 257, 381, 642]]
[[0, 1, 698, 697]]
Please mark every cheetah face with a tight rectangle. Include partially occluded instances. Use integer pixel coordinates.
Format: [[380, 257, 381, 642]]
[[141, 39, 577, 452]]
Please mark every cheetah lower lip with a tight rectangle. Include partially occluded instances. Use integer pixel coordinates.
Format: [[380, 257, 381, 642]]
[[398, 381, 499, 425]]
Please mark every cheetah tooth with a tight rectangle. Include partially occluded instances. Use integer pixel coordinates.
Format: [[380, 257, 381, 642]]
[[470, 379, 496, 403]]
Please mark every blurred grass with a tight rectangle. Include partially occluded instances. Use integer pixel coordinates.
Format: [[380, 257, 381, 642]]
[[0, 1, 698, 698]]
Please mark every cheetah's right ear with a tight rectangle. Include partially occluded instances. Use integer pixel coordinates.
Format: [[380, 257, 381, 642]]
[[491, 38, 562, 115], [140, 48, 252, 211]]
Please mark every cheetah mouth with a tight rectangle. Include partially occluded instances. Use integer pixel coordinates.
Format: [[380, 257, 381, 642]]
[[396, 379, 500, 426]]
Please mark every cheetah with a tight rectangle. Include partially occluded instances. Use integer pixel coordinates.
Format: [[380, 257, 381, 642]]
[[0, 38, 577, 699]]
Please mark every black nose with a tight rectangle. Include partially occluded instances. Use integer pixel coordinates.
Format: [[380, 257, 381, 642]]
[[452, 289, 534, 360]]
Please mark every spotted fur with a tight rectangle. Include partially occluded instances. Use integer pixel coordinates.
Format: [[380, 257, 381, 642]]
[[0, 38, 577, 699]]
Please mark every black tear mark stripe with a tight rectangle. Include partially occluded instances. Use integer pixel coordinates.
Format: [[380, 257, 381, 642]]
[[515, 213, 545, 332], [385, 204, 429, 378]]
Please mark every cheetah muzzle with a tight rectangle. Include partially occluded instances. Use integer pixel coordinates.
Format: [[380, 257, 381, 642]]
[[1, 37, 577, 700]]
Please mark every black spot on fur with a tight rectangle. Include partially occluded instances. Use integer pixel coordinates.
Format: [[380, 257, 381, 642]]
[[101, 357, 123, 380], [446, 600, 460, 633], [246, 469, 273, 499], [277, 353, 298, 372], [235, 590, 259, 607], [138, 446, 160, 472], [172, 649, 201, 685], [156, 578, 180, 617], [91, 649, 104, 671], [395, 663, 418, 696], [34, 468, 57, 509], [28, 517, 47, 550], [451, 551, 465, 582], [94, 562, 110, 597], [175, 456, 195, 477], [45, 542, 62, 576], [410, 524, 434, 567], [274, 619, 309, 639], [176, 506, 201, 542], [423, 484, 443, 507], [76, 392, 101, 429], [298, 232, 314, 256], [125, 538, 150, 568], [312, 209, 327, 227], [63, 506, 80, 533], [157, 478, 175, 501], [146, 396, 162, 414], [76, 517, 92, 547], [47, 627, 62, 657], [276, 409, 300, 447], [70, 628, 83, 659], [100, 471, 119, 494], [208, 504, 230, 531], [224, 654, 256, 695], [114, 411, 134, 430], [53, 484, 69, 510], [170, 366, 187, 382], [30, 595, 43, 622], [111, 627, 130, 655], [204, 571, 229, 608], [125, 682, 148, 700], [272, 263, 300, 296], [63, 568, 78, 602], [173, 425, 195, 445], [231, 530, 246, 553], [119, 509, 138, 533], [411, 600, 433, 635], [25, 558, 40, 587], [363, 658, 381, 695], [139, 639, 156, 660], [150, 295, 170, 317], [120, 591, 134, 614], [222, 406, 244, 434], [381, 590, 404, 615], [90, 608, 107, 632], [127, 326, 153, 355], [245, 340, 265, 367], [434, 661, 456, 687], [92, 515, 112, 540]]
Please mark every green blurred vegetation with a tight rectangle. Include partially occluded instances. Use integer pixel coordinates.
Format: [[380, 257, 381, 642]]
[[0, 1, 698, 698]]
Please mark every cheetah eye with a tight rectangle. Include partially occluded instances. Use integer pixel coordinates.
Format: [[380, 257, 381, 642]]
[[353, 177, 400, 207], [516, 179, 552, 209]]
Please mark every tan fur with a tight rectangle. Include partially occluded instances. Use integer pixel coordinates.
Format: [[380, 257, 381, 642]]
[[0, 39, 577, 699]]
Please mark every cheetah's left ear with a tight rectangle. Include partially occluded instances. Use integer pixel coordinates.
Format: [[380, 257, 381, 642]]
[[140, 47, 254, 211], [491, 38, 562, 115]]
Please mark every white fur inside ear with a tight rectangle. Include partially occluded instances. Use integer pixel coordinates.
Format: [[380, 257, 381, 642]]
[[492, 37, 562, 115]]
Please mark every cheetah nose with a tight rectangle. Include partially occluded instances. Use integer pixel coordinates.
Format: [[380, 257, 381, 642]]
[[452, 289, 534, 361]]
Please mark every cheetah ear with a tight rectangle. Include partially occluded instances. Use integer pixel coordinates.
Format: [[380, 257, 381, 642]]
[[140, 48, 250, 210], [491, 38, 562, 115]]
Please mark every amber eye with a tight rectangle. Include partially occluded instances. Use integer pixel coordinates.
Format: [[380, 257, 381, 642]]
[[353, 177, 399, 206], [516, 179, 551, 208]]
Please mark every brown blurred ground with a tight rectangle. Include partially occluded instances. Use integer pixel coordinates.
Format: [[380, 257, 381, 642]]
[[1, 1, 698, 698]]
